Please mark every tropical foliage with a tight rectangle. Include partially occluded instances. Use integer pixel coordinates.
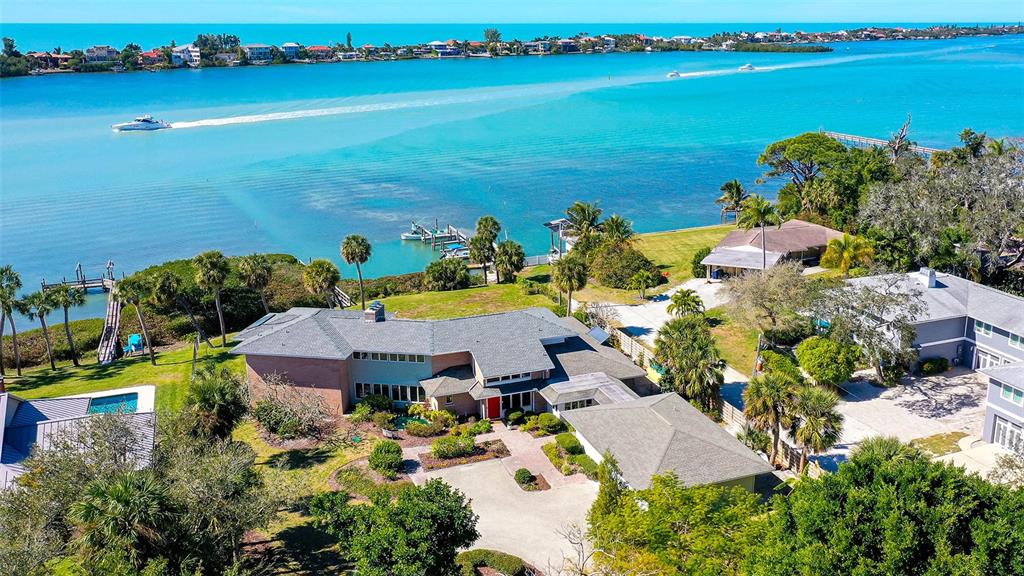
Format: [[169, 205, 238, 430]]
[[424, 258, 472, 291], [655, 315, 724, 417], [821, 233, 874, 276], [303, 258, 341, 307], [341, 235, 373, 309]]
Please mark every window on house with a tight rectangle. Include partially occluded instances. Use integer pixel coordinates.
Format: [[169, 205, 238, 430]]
[[390, 353, 399, 362], [371, 352, 380, 361], [1010, 333, 1024, 351], [975, 320, 993, 337], [398, 354, 407, 362], [1001, 384, 1024, 406], [445, 395, 454, 405], [417, 355, 426, 363]]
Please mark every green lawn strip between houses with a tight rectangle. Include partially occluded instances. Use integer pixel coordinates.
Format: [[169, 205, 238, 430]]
[[356, 282, 557, 319]]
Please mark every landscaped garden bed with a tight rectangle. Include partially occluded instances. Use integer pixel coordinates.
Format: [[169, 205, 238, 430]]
[[542, 434, 599, 479], [513, 467, 551, 492], [457, 548, 544, 576], [328, 456, 414, 500], [419, 439, 510, 471]]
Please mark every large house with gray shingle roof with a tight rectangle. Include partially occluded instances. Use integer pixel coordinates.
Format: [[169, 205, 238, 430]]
[[233, 303, 646, 419]]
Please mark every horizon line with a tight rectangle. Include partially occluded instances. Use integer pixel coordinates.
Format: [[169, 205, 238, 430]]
[[6, 20, 1021, 25]]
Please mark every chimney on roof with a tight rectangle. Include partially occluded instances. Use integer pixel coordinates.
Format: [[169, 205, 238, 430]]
[[364, 301, 385, 323], [918, 267, 937, 289]]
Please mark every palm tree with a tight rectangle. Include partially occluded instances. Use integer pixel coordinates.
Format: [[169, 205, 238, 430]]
[[494, 240, 526, 283], [152, 271, 212, 348], [677, 332, 724, 416], [821, 233, 874, 277], [716, 179, 749, 222], [601, 214, 634, 246], [16, 291, 58, 370], [303, 259, 341, 308], [237, 254, 273, 314], [193, 250, 230, 347], [116, 275, 157, 366], [791, 386, 843, 473], [469, 235, 496, 285], [737, 195, 782, 272], [552, 254, 588, 317], [49, 285, 87, 367], [667, 288, 704, 317], [0, 265, 24, 377], [72, 470, 170, 570], [565, 200, 603, 241], [341, 235, 372, 309], [475, 215, 501, 243], [743, 373, 797, 465], [627, 270, 655, 299], [986, 137, 1011, 156], [186, 365, 249, 439]]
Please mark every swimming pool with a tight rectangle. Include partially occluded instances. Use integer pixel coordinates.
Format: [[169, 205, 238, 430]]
[[87, 393, 139, 414]]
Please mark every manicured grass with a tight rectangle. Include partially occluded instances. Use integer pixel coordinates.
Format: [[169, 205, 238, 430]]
[[706, 307, 760, 375], [5, 340, 243, 412], [362, 283, 556, 319], [633, 224, 734, 284], [912, 431, 969, 457]]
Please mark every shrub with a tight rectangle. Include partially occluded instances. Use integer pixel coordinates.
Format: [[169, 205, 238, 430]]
[[760, 350, 804, 383], [252, 399, 301, 439], [360, 394, 392, 413], [537, 413, 566, 434], [405, 420, 445, 437], [570, 454, 599, 480], [426, 409, 457, 429], [556, 432, 583, 455], [506, 411, 525, 426], [467, 419, 492, 435], [691, 246, 713, 278], [372, 411, 396, 430], [456, 549, 527, 576], [542, 442, 564, 469], [423, 258, 471, 291], [919, 357, 950, 376], [407, 403, 428, 418], [520, 416, 539, 432], [591, 243, 662, 289], [795, 336, 858, 386], [368, 440, 403, 479], [432, 435, 476, 459], [738, 425, 772, 454], [764, 320, 815, 346], [514, 468, 535, 486], [350, 402, 373, 424], [252, 373, 329, 439]]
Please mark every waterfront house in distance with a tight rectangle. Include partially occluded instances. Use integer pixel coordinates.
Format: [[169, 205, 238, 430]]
[[1, 386, 156, 490], [139, 49, 164, 65], [562, 393, 773, 490], [847, 268, 1024, 452], [171, 44, 201, 67], [85, 45, 118, 62], [700, 219, 843, 278], [242, 43, 273, 62], [281, 42, 300, 60], [233, 304, 646, 419], [307, 45, 334, 60]]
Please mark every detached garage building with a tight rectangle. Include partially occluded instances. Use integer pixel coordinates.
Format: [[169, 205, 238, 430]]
[[562, 393, 772, 490]]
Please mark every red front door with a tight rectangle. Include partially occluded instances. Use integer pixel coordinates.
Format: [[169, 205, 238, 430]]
[[486, 397, 501, 419]]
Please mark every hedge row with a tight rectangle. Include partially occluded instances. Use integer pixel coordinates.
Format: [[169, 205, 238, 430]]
[[457, 548, 527, 576]]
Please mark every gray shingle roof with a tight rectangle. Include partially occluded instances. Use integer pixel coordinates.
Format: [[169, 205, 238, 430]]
[[716, 219, 843, 254], [562, 393, 771, 489], [233, 306, 576, 378], [420, 366, 477, 397], [981, 362, 1024, 389], [546, 318, 647, 382], [538, 372, 639, 405]]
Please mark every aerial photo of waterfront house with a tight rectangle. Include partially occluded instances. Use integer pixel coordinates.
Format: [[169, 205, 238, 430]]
[[1, 0, 1022, 574]]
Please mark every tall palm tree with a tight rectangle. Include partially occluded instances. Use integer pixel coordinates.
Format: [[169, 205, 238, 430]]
[[601, 214, 634, 246], [475, 215, 501, 244], [716, 179, 750, 222], [552, 254, 588, 317], [152, 271, 211, 348], [116, 275, 157, 365], [193, 250, 230, 347], [565, 201, 603, 241], [469, 235, 496, 286], [341, 235, 372, 309], [627, 270, 655, 299], [791, 386, 844, 473], [666, 288, 704, 317], [72, 470, 170, 570], [237, 253, 273, 314], [0, 265, 23, 377], [737, 195, 782, 273], [676, 332, 724, 416], [49, 285, 87, 367], [303, 259, 341, 308], [821, 233, 874, 277], [493, 240, 526, 283], [743, 373, 797, 465], [16, 291, 58, 370]]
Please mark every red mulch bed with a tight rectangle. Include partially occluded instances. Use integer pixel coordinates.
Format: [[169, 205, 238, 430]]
[[418, 440, 510, 471]]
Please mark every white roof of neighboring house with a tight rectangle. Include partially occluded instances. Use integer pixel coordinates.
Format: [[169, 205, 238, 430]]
[[980, 362, 1024, 388], [701, 245, 785, 270]]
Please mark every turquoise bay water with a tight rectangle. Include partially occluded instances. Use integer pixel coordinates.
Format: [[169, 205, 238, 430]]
[[1, 34, 1023, 323]]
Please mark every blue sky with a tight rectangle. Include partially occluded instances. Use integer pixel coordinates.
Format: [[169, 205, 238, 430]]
[[2, 0, 1022, 23]]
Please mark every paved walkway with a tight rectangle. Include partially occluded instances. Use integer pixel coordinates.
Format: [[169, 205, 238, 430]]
[[936, 435, 1008, 479], [606, 278, 727, 346]]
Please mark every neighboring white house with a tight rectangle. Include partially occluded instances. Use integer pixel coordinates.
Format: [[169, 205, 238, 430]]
[[242, 43, 273, 61], [171, 44, 201, 67], [85, 45, 118, 62], [281, 42, 301, 60]]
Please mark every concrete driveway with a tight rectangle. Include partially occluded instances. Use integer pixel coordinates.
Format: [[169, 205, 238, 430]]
[[416, 458, 597, 570], [608, 279, 727, 346]]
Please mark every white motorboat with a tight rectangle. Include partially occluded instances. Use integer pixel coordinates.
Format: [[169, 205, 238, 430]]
[[112, 115, 171, 131], [666, 71, 680, 78], [738, 63, 756, 72], [401, 231, 423, 241]]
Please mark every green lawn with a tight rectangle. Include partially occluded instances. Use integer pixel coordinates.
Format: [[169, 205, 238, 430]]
[[911, 431, 969, 457], [5, 340, 243, 412], [706, 307, 761, 375], [360, 282, 556, 319]]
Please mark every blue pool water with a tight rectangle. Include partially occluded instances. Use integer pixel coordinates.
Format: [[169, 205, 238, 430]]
[[87, 393, 140, 414], [1, 31, 1022, 325]]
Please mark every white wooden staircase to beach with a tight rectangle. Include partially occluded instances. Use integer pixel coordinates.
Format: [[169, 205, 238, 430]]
[[96, 279, 122, 365]]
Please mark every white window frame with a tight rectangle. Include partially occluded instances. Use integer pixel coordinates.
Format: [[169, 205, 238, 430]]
[[975, 320, 993, 337], [1009, 333, 1024, 351], [1001, 384, 1024, 407], [445, 395, 454, 405]]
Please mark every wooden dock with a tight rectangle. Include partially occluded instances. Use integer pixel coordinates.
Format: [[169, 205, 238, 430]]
[[41, 261, 117, 292], [407, 221, 470, 249], [823, 131, 943, 156]]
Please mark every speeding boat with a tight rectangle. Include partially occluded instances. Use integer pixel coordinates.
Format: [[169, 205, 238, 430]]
[[738, 63, 755, 72], [666, 71, 681, 78], [112, 115, 171, 131]]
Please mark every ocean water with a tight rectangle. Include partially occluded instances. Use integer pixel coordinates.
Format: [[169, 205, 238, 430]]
[[1, 32, 1022, 324]]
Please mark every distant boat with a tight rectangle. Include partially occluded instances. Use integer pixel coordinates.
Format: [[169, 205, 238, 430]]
[[738, 63, 756, 71], [112, 115, 171, 131], [401, 222, 423, 241], [666, 71, 681, 78]]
